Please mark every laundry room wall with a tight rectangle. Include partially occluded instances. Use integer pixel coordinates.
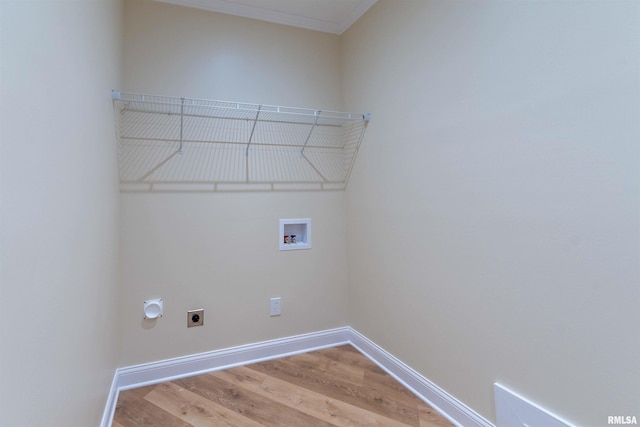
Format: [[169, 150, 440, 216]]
[[341, 0, 640, 425], [0, 0, 123, 425], [119, 0, 349, 365]]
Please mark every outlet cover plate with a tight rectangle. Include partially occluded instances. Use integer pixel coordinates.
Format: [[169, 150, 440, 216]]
[[270, 297, 281, 316]]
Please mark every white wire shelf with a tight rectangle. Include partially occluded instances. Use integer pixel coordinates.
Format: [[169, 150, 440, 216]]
[[112, 91, 370, 192]]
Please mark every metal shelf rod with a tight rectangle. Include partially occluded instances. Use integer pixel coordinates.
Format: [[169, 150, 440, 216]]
[[179, 98, 184, 154], [121, 179, 346, 185], [300, 111, 320, 155], [121, 107, 349, 126], [246, 105, 261, 157], [115, 92, 359, 121], [119, 137, 346, 151]]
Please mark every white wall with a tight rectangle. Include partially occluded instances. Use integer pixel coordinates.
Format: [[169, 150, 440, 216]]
[[0, 0, 122, 425], [123, 0, 341, 107], [119, 0, 349, 366], [342, 1, 640, 425]]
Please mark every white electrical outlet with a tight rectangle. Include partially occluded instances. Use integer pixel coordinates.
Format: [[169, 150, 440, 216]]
[[270, 297, 281, 316]]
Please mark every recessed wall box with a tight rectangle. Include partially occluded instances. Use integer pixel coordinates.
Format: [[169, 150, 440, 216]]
[[280, 218, 311, 251]]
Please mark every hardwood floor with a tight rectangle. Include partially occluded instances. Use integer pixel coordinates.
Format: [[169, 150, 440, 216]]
[[112, 345, 453, 427]]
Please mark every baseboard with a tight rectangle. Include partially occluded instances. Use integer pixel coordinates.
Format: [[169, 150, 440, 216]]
[[101, 326, 492, 427], [116, 327, 351, 390], [100, 370, 120, 427], [349, 328, 494, 427], [494, 383, 573, 427], [100, 327, 350, 427]]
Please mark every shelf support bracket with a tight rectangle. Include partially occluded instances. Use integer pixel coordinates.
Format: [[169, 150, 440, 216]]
[[300, 110, 321, 156], [179, 97, 185, 154], [246, 105, 262, 157]]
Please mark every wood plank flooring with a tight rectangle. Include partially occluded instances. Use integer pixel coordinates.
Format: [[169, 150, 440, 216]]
[[112, 344, 453, 427]]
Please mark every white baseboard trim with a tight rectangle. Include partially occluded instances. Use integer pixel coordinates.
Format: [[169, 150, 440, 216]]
[[100, 370, 120, 427], [100, 327, 350, 426], [494, 383, 573, 427], [349, 328, 494, 427], [101, 326, 492, 427], [116, 327, 351, 390]]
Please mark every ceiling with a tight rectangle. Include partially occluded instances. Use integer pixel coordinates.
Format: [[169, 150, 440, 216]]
[[153, 0, 377, 34]]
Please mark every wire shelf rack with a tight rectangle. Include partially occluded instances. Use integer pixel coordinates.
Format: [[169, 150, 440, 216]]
[[112, 91, 370, 192]]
